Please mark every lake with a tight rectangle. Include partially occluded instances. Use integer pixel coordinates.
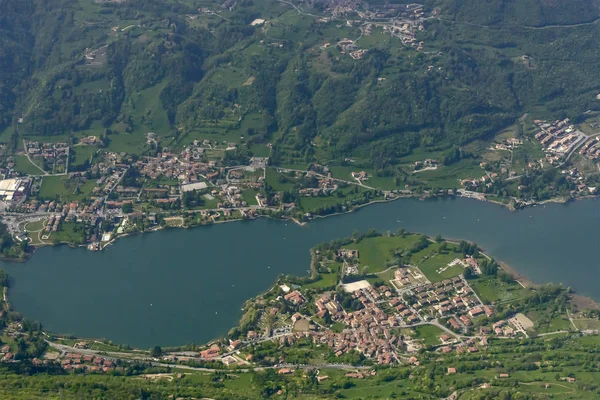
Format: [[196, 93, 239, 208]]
[[2, 197, 600, 348]]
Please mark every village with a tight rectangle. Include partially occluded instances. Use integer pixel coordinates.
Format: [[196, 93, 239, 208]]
[[0, 135, 397, 249], [139, 233, 541, 370]]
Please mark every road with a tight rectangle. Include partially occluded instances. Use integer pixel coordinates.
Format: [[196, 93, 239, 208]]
[[22, 139, 48, 175], [46, 340, 366, 373], [276, 167, 375, 190]]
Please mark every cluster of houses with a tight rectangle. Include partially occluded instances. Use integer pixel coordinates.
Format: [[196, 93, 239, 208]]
[[298, 176, 338, 197], [578, 136, 600, 161], [293, 273, 502, 365], [534, 119, 587, 163], [312, 291, 405, 365], [24, 141, 69, 172], [559, 167, 597, 196], [60, 352, 116, 372], [412, 278, 489, 323], [0, 345, 13, 362], [45, 214, 62, 232]]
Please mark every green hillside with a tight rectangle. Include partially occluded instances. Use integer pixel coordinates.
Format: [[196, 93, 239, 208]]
[[1, 0, 600, 169]]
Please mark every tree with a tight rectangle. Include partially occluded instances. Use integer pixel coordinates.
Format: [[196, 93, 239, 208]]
[[150, 345, 162, 357], [121, 203, 133, 214], [464, 267, 475, 280]]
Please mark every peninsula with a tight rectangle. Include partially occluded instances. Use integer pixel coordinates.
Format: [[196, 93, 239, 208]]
[[0, 230, 599, 398]]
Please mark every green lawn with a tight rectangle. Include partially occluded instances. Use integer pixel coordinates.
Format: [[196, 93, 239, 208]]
[[415, 159, 484, 189], [345, 235, 421, 273], [249, 143, 271, 157], [38, 176, 96, 202], [51, 221, 86, 244], [242, 189, 259, 205], [414, 244, 465, 282], [13, 155, 44, 175], [106, 132, 148, 154], [328, 165, 397, 189], [414, 324, 445, 347], [24, 219, 46, 232], [303, 272, 338, 290], [71, 146, 97, 167], [471, 277, 528, 304], [265, 168, 299, 191]]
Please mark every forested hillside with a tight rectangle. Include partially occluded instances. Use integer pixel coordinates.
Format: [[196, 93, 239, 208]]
[[1, 0, 600, 168], [436, 0, 600, 26]]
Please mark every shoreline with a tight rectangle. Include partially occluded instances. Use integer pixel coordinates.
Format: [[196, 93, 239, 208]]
[[9, 191, 600, 262], [4, 192, 598, 261], [5, 227, 600, 351], [4, 193, 600, 312]]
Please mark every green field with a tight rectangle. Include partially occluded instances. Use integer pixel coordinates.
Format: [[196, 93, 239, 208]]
[[71, 146, 97, 167], [265, 168, 299, 191], [346, 235, 420, 273], [414, 243, 466, 282], [242, 189, 259, 205], [415, 160, 484, 189], [471, 277, 528, 304], [328, 166, 397, 189], [51, 221, 86, 244], [249, 143, 271, 157], [106, 132, 148, 154], [24, 219, 46, 232], [414, 324, 445, 347], [13, 155, 44, 175], [38, 176, 96, 202]]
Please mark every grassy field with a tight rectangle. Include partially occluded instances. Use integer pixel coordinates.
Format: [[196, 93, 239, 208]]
[[71, 146, 97, 167], [106, 132, 148, 154], [573, 318, 600, 330], [242, 189, 259, 205], [12, 155, 44, 175], [265, 168, 299, 191], [414, 324, 445, 347], [51, 221, 85, 244], [249, 143, 271, 157], [415, 159, 484, 189], [527, 310, 573, 333], [345, 235, 420, 273], [303, 272, 339, 290], [328, 165, 397, 189], [413, 243, 465, 282], [24, 219, 46, 232], [38, 176, 96, 202], [471, 277, 528, 304]]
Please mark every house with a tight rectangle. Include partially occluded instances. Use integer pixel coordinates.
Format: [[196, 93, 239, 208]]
[[483, 306, 494, 317], [284, 290, 306, 305], [447, 367, 456, 374], [200, 345, 220, 359], [469, 306, 484, 317]]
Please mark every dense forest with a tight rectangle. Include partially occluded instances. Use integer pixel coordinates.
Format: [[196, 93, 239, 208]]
[[1, 0, 600, 168]]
